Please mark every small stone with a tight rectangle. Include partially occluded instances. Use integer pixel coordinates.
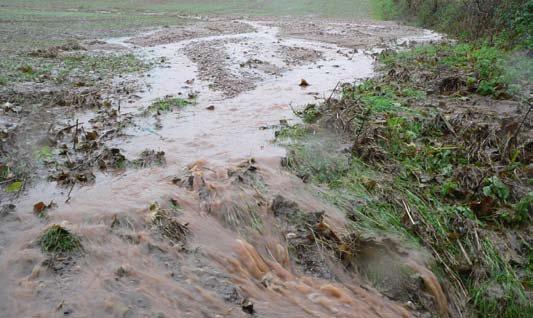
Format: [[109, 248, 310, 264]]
[[241, 297, 255, 315]]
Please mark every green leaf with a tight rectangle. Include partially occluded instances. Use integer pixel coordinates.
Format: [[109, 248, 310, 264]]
[[5, 181, 22, 193], [483, 176, 510, 201], [483, 185, 491, 197]]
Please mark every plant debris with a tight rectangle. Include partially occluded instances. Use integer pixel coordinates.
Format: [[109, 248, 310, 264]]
[[132, 150, 166, 168], [149, 203, 189, 246]]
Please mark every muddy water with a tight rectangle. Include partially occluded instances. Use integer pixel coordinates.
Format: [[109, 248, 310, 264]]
[[1, 20, 443, 317], [108, 21, 376, 166]]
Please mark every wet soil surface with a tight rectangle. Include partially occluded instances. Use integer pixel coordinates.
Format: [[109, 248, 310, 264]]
[[0, 17, 443, 317]]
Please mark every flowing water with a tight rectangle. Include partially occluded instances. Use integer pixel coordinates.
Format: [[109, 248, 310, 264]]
[[0, 19, 444, 317]]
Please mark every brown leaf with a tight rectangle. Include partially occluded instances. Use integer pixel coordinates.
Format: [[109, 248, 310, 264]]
[[33, 202, 47, 214], [470, 196, 495, 217], [447, 232, 462, 240], [299, 79, 309, 87], [86, 131, 98, 141]]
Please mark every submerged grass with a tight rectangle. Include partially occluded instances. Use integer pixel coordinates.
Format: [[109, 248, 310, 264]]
[[146, 96, 194, 113], [0, 52, 148, 85], [0, 156, 32, 194]]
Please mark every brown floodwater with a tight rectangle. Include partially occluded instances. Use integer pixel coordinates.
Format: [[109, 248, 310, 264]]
[[0, 19, 444, 317]]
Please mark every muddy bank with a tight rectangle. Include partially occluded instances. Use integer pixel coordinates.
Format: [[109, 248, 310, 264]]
[[278, 42, 532, 317]]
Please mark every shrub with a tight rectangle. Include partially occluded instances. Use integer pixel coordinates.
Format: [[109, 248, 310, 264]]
[[375, 0, 532, 48]]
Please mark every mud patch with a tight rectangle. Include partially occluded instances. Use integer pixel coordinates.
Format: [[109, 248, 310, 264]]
[[279, 46, 323, 66], [183, 38, 257, 97], [269, 18, 439, 49], [127, 19, 255, 47]]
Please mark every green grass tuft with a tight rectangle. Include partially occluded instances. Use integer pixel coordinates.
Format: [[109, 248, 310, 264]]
[[39, 224, 82, 254]]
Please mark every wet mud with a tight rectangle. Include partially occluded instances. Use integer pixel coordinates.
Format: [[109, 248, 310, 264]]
[[0, 17, 445, 317]]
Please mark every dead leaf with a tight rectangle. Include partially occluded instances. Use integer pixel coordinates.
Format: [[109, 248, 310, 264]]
[[33, 202, 47, 214], [86, 131, 98, 141], [299, 79, 309, 87], [470, 196, 495, 217], [447, 232, 462, 240]]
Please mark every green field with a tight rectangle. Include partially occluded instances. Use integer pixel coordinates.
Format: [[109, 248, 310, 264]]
[[2, 0, 373, 16], [0, 0, 374, 53]]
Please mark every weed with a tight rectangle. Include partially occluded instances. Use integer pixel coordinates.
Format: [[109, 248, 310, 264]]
[[440, 179, 460, 197], [470, 239, 532, 318], [505, 192, 533, 224], [296, 104, 321, 123], [0, 52, 147, 85], [283, 139, 349, 185], [0, 156, 31, 188], [57, 53, 147, 83], [18, 64, 34, 74], [35, 146, 53, 161], [0, 165, 7, 181], [149, 203, 188, 244], [275, 125, 309, 140], [39, 224, 82, 254], [281, 126, 531, 316], [483, 176, 510, 202], [400, 87, 425, 99], [382, 42, 520, 98], [248, 206, 264, 233]]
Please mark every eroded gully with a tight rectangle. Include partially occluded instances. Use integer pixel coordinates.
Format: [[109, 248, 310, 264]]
[[0, 20, 444, 317]]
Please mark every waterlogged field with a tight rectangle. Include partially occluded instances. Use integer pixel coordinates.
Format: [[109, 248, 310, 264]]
[[4, 0, 374, 15], [0, 1, 530, 318], [1, 0, 374, 51]]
